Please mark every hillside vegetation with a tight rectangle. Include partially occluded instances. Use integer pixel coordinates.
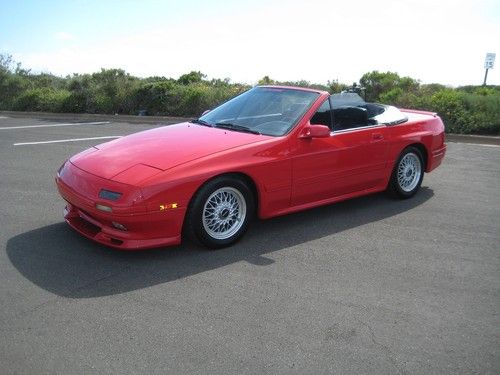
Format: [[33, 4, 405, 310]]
[[1, 54, 499, 134]]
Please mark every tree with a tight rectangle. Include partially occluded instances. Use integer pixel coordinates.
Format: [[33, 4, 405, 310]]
[[360, 71, 419, 102], [258, 76, 274, 85], [0, 53, 30, 109], [87, 69, 140, 113], [177, 71, 206, 85], [327, 79, 348, 93]]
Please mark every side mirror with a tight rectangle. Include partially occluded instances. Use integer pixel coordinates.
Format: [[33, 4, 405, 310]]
[[299, 124, 330, 139]]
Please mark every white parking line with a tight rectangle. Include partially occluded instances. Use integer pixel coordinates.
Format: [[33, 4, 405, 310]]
[[474, 144, 500, 148], [454, 142, 500, 148], [13, 136, 122, 146], [0, 116, 9, 119], [0, 121, 110, 130]]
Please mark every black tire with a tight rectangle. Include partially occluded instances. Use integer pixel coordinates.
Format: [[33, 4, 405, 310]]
[[185, 176, 255, 249], [387, 146, 424, 199]]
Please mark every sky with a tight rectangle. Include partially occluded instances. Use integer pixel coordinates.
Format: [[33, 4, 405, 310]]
[[1, 0, 499, 86]]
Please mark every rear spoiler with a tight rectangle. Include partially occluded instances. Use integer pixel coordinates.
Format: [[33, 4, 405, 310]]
[[399, 108, 438, 117]]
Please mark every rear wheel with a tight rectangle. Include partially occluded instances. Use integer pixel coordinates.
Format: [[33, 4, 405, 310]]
[[388, 146, 424, 199], [186, 176, 254, 248]]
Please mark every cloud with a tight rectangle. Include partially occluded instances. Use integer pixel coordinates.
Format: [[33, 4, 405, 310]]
[[54, 32, 75, 41], [17, 0, 500, 85]]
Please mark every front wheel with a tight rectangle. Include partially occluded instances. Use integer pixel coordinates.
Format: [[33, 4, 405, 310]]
[[387, 146, 424, 199], [186, 176, 254, 249]]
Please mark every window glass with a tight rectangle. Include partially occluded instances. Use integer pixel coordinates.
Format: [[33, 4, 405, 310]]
[[310, 99, 332, 128], [329, 95, 369, 131], [200, 87, 319, 136]]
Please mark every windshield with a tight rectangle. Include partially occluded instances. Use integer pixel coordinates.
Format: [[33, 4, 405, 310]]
[[199, 87, 320, 136]]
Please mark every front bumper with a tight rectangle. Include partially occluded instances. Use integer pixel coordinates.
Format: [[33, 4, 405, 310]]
[[56, 164, 185, 250], [62, 202, 183, 250]]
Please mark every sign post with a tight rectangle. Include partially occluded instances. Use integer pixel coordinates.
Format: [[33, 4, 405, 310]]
[[483, 53, 496, 86]]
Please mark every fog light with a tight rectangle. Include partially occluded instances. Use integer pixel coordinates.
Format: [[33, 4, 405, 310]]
[[112, 221, 127, 231], [95, 204, 112, 212], [99, 189, 122, 201]]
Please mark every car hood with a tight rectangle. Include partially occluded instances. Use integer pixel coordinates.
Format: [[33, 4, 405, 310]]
[[70, 122, 269, 181]]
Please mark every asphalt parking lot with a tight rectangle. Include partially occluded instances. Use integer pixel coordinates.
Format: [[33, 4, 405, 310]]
[[0, 115, 499, 374]]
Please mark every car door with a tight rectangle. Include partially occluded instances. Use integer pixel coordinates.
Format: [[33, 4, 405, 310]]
[[290, 97, 389, 207]]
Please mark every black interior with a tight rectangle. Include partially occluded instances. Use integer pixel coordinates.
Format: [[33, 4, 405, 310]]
[[360, 103, 386, 118], [332, 106, 369, 131]]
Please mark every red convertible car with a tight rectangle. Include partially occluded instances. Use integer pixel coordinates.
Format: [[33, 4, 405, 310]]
[[56, 86, 446, 249]]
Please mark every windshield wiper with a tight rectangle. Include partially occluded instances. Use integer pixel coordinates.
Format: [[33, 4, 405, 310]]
[[190, 118, 213, 127], [214, 122, 261, 135]]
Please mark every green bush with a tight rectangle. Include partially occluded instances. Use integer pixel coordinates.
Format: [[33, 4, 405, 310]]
[[131, 79, 246, 117], [133, 80, 177, 115], [360, 71, 419, 102], [358, 70, 500, 134], [60, 92, 87, 113], [12, 87, 71, 112], [461, 92, 500, 134], [0, 73, 29, 109], [396, 88, 500, 134], [1, 53, 499, 134]]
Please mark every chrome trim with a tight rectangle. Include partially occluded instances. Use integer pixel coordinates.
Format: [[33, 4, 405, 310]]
[[330, 124, 386, 135]]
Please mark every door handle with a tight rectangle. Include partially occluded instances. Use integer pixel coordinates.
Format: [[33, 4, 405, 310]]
[[372, 133, 384, 141]]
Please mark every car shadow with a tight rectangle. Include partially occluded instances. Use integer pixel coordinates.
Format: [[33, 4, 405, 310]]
[[6, 188, 433, 298]]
